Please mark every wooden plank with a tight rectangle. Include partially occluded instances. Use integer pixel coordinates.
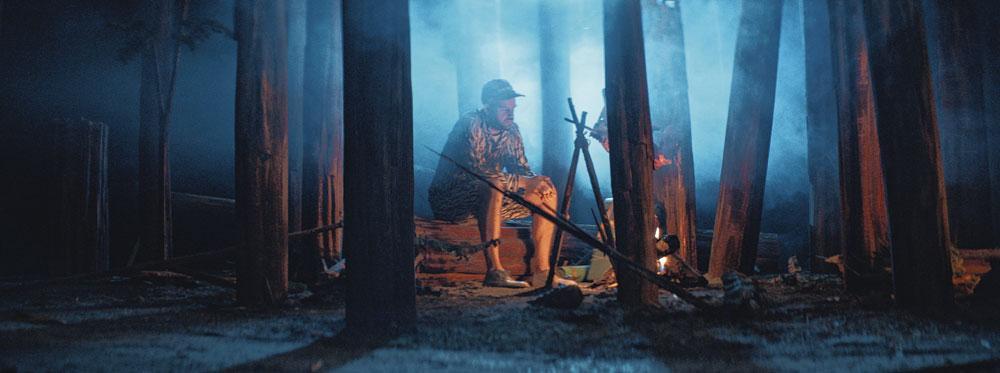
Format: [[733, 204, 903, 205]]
[[342, 0, 416, 337], [707, 0, 784, 282], [234, 0, 289, 306], [861, 0, 954, 309], [603, 0, 659, 307]]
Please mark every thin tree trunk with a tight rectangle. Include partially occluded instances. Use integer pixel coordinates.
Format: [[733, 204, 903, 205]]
[[450, 0, 501, 115], [925, 0, 994, 248], [803, 0, 841, 270], [828, 0, 890, 293], [604, 0, 659, 307], [234, 0, 289, 306], [287, 0, 307, 235], [342, 0, 416, 337], [539, 0, 571, 207], [137, 0, 187, 263], [861, 0, 953, 310], [707, 0, 784, 282], [300, 0, 343, 281], [642, 0, 697, 268], [50, 119, 109, 275]]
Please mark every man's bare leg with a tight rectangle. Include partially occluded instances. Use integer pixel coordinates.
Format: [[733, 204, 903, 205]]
[[477, 186, 505, 271], [525, 190, 557, 274]]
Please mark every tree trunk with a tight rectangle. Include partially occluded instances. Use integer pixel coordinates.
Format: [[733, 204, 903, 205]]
[[924, 0, 994, 248], [803, 0, 841, 270], [287, 0, 307, 236], [828, 0, 890, 293], [342, 0, 416, 337], [707, 0, 784, 282], [137, 0, 186, 263], [980, 2, 1000, 245], [603, 0, 659, 307], [50, 119, 109, 276], [234, 0, 289, 307], [300, 0, 344, 281], [450, 0, 501, 115], [642, 0, 697, 268], [861, 0, 953, 310], [539, 0, 571, 206]]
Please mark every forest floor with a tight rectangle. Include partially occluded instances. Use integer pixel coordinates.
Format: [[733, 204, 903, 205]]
[[1, 270, 999, 372]]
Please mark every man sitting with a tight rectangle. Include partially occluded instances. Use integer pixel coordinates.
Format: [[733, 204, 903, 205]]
[[428, 79, 577, 288]]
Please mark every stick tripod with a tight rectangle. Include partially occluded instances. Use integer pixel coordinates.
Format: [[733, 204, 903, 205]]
[[545, 98, 617, 288]]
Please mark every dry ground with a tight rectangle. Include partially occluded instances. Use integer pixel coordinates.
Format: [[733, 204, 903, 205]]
[[1, 271, 998, 372]]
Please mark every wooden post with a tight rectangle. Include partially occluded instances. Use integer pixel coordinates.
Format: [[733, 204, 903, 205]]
[[50, 119, 109, 275], [707, 0, 784, 282], [861, 0, 953, 309], [287, 0, 307, 236], [642, 0, 698, 268], [925, 0, 994, 248], [137, 0, 187, 263], [342, 0, 416, 336], [603, 0, 658, 307], [539, 0, 571, 204], [234, 0, 289, 306], [802, 0, 841, 268], [300, 0, 343, 280], [828, 0, 890, 292]]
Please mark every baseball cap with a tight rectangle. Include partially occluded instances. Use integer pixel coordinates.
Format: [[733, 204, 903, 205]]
[[481, 79, 524, 105]]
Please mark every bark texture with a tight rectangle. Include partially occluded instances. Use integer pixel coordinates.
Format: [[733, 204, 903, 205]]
[[604, 0, 659, 307], [342, 0, 417, 337], [861, 0, 954, 309], [642, 0, 697, 268], [234, 0, 289, 306], [707, 0, 784, 281], [828, 0, 890, 293]]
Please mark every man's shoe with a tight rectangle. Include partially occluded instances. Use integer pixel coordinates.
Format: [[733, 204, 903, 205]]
[[532, 270, 578, 288], [484, 269, 530, 288]]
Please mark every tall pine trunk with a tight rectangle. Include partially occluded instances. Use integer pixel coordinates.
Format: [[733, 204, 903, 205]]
[[828, 0, 890, 293], [707, 0, 784, 282], [539, 0, 571, 206], [234, 0, 289, 306], [924, 0, 994, 248], [604, 0, 659, 307], [861, 0, 953, 310], [642, 0, 697, 268], [286, 0, 307, 236], [300, 0, 344, 281], [803, 0, 841, 269], [342, 0, 416, 338], [450, 0, 501, 115], [136, 0, 187, 263]]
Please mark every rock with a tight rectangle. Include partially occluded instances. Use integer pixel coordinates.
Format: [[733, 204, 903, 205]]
[[529, 285, 584, 309]]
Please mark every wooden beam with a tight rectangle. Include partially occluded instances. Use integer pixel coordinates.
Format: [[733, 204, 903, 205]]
[[300, 0, 344, 281], [803, 0, 841, 267], [828, 0, 891, 293], [707, 0, 784, 282], [234, 0, 289, 306], [642, 0, 698, 268], [861, 0, 953, 309], [342, 0, 416, 337], [603, 0, 659, 307], [925, 0, 994, 248]]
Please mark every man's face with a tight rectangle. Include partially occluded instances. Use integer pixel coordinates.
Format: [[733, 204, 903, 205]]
[[490, 98, 517, 128]]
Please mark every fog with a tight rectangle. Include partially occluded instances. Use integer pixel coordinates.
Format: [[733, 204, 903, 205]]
[[1, 0, 818, 265]]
